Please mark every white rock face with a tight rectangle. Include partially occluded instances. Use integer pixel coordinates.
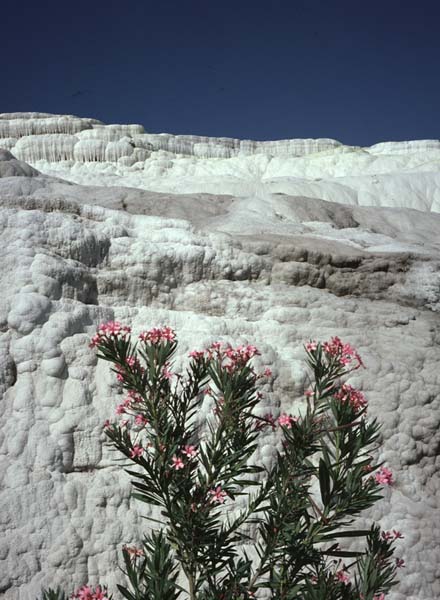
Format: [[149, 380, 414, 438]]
[[0, 149, 39, 178], [1, 112, 440, 212], [0, 113, 440, 600]]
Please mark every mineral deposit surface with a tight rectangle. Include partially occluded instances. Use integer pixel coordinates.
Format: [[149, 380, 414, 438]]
[[0, 113, 439, 599]]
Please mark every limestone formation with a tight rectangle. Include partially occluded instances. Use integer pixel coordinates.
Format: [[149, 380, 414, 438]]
[[0, 113, 439, 600], [0, 149, 39, 178]]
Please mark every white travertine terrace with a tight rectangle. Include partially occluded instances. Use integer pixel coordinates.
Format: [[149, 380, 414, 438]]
[[0, 113, 439, 600], [1, 113, 439, 212], [368, 140, 440, 154], [0, 115, 101, 138]]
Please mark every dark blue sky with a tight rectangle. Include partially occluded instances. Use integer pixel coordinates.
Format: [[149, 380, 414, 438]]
[[2, 0, 439, 146]]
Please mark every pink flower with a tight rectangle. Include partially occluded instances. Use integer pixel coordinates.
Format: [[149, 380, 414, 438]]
[[208, 485, 227, 504], [130, 445, 144, 459], [382, 529, 403, 541], [72, 585, 93, 600], [134, 414, 148, 426], [207, 341, 260, 370], [115, 404, 126, 415], [334, 383, 367, 411], [373, 594, 385, 600], [181, 445, 198, 458], [162, 326, 176, 341], [103, 321, 121, 335], [103, 419, 111, 429], [322, 336, 364, 370], [92, 586, 109, 600], [128, 390, 142, 402], [72, 586, 110, 600], [263, 367, 272, 377], [89, 333, 102, 348], [120, 419, 129, 428], [123, 545, 144, 559], [101, 321, 130, 336], [89, 321, 131, 348], [374, 466, 394, 485], [278, 413, 298, 428], [395, 558, 405, 568], [162, 363, 173, 379], [240, 344, 260, 361], [171, 455, 185, 470], [306, 341, 317, 352], [139, 326, 176, 345], [335, 569, 350, 584], [189, 350, 205, 360]]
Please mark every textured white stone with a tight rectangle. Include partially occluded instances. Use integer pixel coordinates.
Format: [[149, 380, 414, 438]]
[[0, 113, 439, 600], [2, 113, 440, 213], [13, 134, 78, 163], [0, 115, 101, 138], [0, 149, 39, 178]]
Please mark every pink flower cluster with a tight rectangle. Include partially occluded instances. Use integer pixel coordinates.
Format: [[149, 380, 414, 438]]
[[170, 445, 199, 470], [323, 336, 364, 369], [134, 414, 148, 426], [306, 337, 364, 370], [374, 466, 394, 485], [123, 545, 144, 559], [335, 569, 350, 584], [89, 321, 131, 348], [278, 413, 298, 428], [188, 349, 205, 360], [334, 383, 367, 411], [171, 455, 185, 470], [71, 585, 110, 600], [130, 445, 144, 459], [382, 530, 404, 541], [209, 485, 227, 504], [162, 361, 173, 380], [139, 326, 176, 345], [182, 444, 198, 458], [224, 344, 260, 364], [189, 341, 261, 373], [112, 389, 149, 428], [254, 412, 300, 431], [115, 356, 145, 384]]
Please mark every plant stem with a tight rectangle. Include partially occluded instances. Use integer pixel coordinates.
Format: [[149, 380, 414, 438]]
[[188, 570, 196, 600]]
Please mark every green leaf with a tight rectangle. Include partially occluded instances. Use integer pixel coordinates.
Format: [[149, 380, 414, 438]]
[[318, 458, 331, 506], [322, 549, 364, 557], [321, 529, 371, 540]]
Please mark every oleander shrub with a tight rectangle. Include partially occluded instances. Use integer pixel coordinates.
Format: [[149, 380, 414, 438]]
[[40, 324, 403, 600]]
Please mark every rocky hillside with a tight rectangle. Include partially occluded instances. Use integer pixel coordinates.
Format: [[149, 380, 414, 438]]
[[0, 114, 439, 599]]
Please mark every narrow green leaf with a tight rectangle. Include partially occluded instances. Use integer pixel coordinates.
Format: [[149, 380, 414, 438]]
[[319, 458, 331, 506]]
